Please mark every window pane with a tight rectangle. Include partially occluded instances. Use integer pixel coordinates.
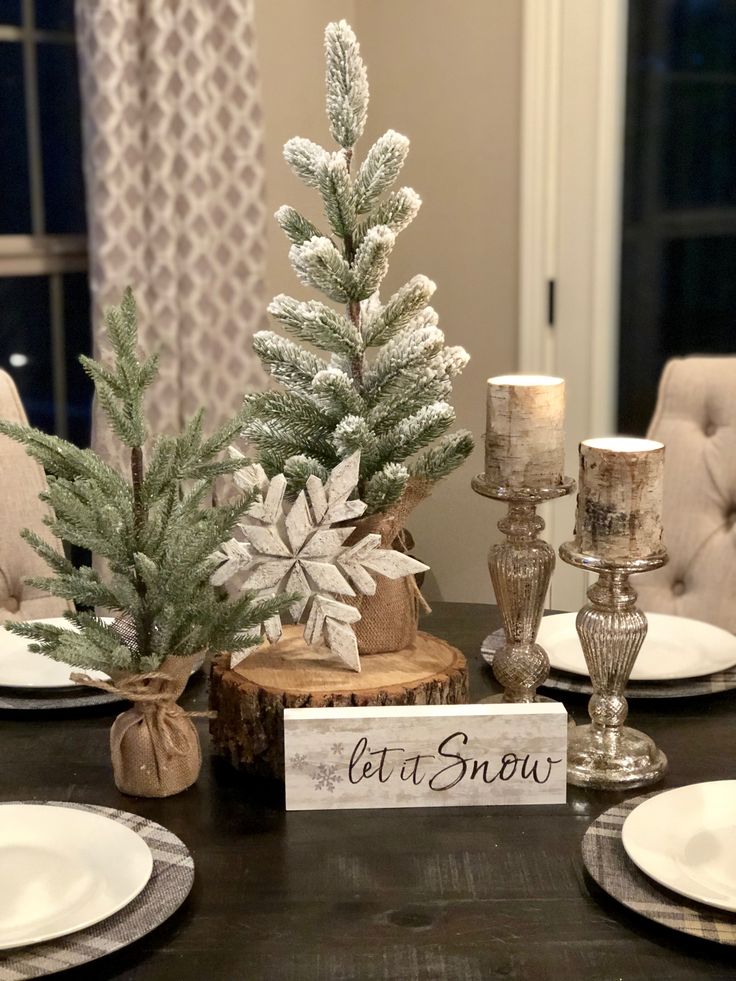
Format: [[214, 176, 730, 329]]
[[34, 0, 74, 31], [0, 43, 31, 233], [37, 41, 86, 233], [662, 80, 736, 209], [0, 1, 20, 25], [668, 0, 736, 73], [662, 237, 736, 354], [663, 0, 736, 209], [0, 276, 54, 433], [618, 0, 736, 435], [63, 271, 92, 447]]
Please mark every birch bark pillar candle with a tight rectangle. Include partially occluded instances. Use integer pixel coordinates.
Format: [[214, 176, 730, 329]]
[[485, 376, 566, 490], [473, 375, 574, 703], [560, 437, 668, 789], [576, 438, 665, 560]]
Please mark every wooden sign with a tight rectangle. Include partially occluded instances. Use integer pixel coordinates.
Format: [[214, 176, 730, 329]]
[[284, 702, 567, 811]]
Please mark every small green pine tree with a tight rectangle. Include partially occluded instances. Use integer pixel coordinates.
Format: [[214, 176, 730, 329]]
[[0, 288, 289, 675], [244, 20, 474, 515]]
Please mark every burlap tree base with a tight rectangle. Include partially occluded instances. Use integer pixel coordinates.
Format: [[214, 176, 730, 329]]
[[209, 625, 468, 780]]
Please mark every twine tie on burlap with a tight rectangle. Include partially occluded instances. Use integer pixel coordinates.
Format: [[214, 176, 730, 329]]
[[71, 671, 215, 728]]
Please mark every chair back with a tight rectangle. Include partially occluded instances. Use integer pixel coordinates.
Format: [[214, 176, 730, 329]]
[[634, 356, 736, 633], [0, 370, 71, 621]]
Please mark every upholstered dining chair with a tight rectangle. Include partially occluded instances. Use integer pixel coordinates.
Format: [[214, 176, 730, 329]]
[[634, 356, 736, 634], [0, 370, 71, 622]]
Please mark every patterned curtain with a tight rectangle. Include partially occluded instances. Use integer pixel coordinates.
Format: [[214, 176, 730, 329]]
[[75, 0, 267, 466]]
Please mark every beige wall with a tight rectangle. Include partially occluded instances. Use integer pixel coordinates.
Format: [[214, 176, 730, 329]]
[[255, 0, 522, 603]]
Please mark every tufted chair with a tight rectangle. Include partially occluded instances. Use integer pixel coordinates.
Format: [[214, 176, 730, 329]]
[[0, 370, 71, 621], [634, 356, 736, 633]]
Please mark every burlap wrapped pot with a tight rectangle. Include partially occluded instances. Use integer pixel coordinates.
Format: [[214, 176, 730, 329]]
[[348, 478, 429, 655], [74, 654, 205, 798]]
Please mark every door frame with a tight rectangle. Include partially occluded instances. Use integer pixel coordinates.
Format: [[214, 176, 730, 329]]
[[518, 0, 629, 609]]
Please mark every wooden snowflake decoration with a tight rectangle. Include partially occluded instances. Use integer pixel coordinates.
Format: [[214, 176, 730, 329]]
[[212, 451, 428, 672]]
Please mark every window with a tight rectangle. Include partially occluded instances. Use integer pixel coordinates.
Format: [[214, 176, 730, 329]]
[[0, 0, 91, 446], [618, 0, 736, 435]]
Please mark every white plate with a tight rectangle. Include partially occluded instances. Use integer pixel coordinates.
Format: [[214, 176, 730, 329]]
[[622, 781, 736, 913], [0, 618, 110, 690], [538, 611, 736, 682], [0, 803, 153, 949]]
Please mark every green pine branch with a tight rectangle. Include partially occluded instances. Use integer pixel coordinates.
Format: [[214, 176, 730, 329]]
[[2, 289, 293, 674]]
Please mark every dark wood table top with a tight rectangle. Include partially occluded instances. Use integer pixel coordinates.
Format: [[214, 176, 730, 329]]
[[1, 601, 735, 981]]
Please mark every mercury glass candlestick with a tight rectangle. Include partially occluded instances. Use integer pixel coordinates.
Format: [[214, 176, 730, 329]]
[[473, 477, 574, 702], [474, 375, 574, 703], [561, 437, 668, 789]]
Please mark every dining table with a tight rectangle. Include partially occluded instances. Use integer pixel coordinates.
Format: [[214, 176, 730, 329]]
[[1, 600, 735, 981]]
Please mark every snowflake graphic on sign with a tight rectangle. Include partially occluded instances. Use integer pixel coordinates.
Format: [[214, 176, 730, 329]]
[[212, 451, 428, 672], [313, 763, 342, 793]]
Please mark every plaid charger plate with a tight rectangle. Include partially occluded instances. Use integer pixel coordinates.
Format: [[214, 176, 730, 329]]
[[582, 794, 736, 945], [0, 801, 194, 979]]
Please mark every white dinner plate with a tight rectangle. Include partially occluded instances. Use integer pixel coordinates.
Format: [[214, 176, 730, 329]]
[[0, 803, 153, 949], [538, 611, 736, 682], [622, 781, 736, 913], [0, 618, 110, 690]]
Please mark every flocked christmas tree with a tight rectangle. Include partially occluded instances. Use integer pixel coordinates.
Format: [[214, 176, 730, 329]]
[[243, 20, 473, 518], [0, 289, 288, 676]]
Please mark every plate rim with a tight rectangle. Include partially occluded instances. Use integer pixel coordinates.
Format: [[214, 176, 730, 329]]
[[538, 611, 736, 682], [0, 618, 112, 692], [621, 779, 736, 914], [0, 802, 153, 950]]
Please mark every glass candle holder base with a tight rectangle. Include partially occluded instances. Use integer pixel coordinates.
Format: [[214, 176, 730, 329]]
[[567, 723, 667, 790]]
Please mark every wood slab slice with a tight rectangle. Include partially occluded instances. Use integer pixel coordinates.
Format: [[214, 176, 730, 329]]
[[209, 625, 468, 780]]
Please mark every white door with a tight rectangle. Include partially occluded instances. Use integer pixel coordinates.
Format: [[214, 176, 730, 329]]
[[518, 0, 628, 610]]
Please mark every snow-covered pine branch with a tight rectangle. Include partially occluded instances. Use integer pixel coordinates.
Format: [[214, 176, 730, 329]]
[[363, 323, 446, 396], [352, 226, 395, 299], [376, 401, 456, 464], [317, 153, 357, 239], [243, 391, 331, 437], [354, 187, 422, 246], [311, 367, 366, 416], [365, 344, 471, 430], [363, 462, 411, 511], [245, 416, 330, 466], [362, 274, 436, 346], [252, 332, 326, 392], [275, 206, 323, 246], [268, 294, 362, 357], [411, 431, 475, 483], [282, 454, 329, 491], [289, 236, 354, 303], [245, 19, 474, 511], [354, 130, 410, 214], [437, 344, 472, 379], [283, 137, 329, 188], [332, 415, 379, 469], [325, 20, 369, 149]]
